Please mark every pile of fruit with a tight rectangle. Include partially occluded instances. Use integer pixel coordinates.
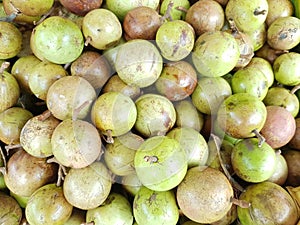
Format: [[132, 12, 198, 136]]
[[1, 0, 300, 224]]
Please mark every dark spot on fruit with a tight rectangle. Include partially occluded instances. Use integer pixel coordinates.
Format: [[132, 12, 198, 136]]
[[245, 139, 254, 151], [227, 102, 236, 110], [279, 32, 288, 40], [238, 152, 243, 157]]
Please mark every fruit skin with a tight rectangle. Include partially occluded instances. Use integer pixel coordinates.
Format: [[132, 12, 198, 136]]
[[231, 138, 277, 183], [25, 183, 73, 225], [176, 166, 233, 224], [63, 162, 112, 210], [86, 193, 133, 225], [260, 106, 296, 149], [115, 39, 163, 88], [134, 94, 176, 137], [133, 186, 179, 225], [225, 0, 269, 32], [237, 181, 299, 225], [156, 20, 195, 61], [91, 91, 137, 137], [82, 8, 122, 50], [0, 21, 22, 59], [160, 0, 190, 21], [9, 0, 54, 16], [216, 93, 267, 139], [273, 52, 300, 86], [30, 16, 84, 64], [192, 31, 240, 77], [134, 135, 187, 191], [59, 0, 102, 16], [51, 119, 102, 169], [267, 16, 300, 50], [0, 191, 22, 225]]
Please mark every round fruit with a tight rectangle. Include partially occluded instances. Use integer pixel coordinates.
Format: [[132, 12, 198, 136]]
[[134, 135, 187, 191], [82, 8, 122, 50], [25, 183, 73, 225], [237, 181, 298, 225], [91, 91, 137, 139], [4, 149, 57, 197], [225, 0, 269, 32], [115, 39, 163, 88], [231, 67, 268, 100], [59, 0, 102, 16], [267, 154, 288, 186], [0, 192, 22, 225], [156, 20, 195, 61], [263, 86, 299, 117], [192, 31, 240, 77], [160, 0, 190, 20], [133, 186, 179, 225], [51, 119, 102, 168], [0, 21, 22, 59], [46, 76, 96, 121], [289, 117, 300, 150], [166, 127, 209, 168], [231, 138, 277, 183], [185, 0, 224, 36], [176, 166, 233, 224], [0, 66, 20, 113], [104, 132, 144, 176], [155, 61, 197, 101], [70, 51, 111, 90], [216, 93, 267, 139], [267, 16, 300, 50], [191, 76, 232, 115], [174, 100, 204, 132], [20, 114, 60, 158], [260, 106, 296, 149], [9, 0, 54, 16], [28, 61, 68, 100], [123, 6, 161, 40], [63, 161, 112, 210], [273, 52, 300, 86], [86, 193, 133, 225], [266, 0, 294, 26], [134, 94, 176, 137], [30, 16, 84, 64], [282, 148, 300, 187], [0, 107, 33, 145]]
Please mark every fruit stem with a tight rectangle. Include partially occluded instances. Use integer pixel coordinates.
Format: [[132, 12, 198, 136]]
[[33, 3, 56, 25], [72, 100, 93, 121], [0, 62, 10, 75], [105, 130, 114, 144], [230, 197, 251, 208], [37, 110, 52, 121], [0, 146, 7, 169], [0, 12, 19, 22], [176, 6, 188, 13], [290, 84, 300, 94], [211, 134, 246, 193], [252, 129, 265, 147], [85, 36, 92, 46], [47, 157, 67, 186], [160, 1, 174, 22], [5, 144, 22, 154]]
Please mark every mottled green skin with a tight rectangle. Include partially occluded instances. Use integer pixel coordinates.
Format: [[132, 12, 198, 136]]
[[231, 67, 268, 100], [273, 52, 300, 86], [134, 136, 187, 191], [31, 16, 84, 64], [192, 76, 232, 115], [0, 22, 22, 59], [25, 184, 73, 225], [160, 0, 190, 20], [156, 20, 195, 61], [133, 186, 179, 225], [10, 0, 54, 16], [134, 94, 176, 137], [86, 193, 133, 225], [263, 86, 299, 117], [238, 182, 298, 225], [192, 31, 240, 77], [91, 91, 137, 137], [225, 0, 268, 32], [63, 162, 112, 210], [216, 93, 267, 139], [231, 138, 276, 183]]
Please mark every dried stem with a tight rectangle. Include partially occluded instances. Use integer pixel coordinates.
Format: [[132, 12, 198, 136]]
[[37, 110, 52, 121], [176, 6, 188, 13], [47, 157, 67, 186], [0, 62, 10, 74], [72, 100, 92, 121], [160, 1, 174, 22], [104, 130, 114, 144], [85, 36, 92, 46], [211, 134, 245, 193], [230, 197, 251, 208], [290, 84, 300, 95], [252, 129, 265, 147], [0, 146, 6, 169], [33, 4, 56, 25]]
